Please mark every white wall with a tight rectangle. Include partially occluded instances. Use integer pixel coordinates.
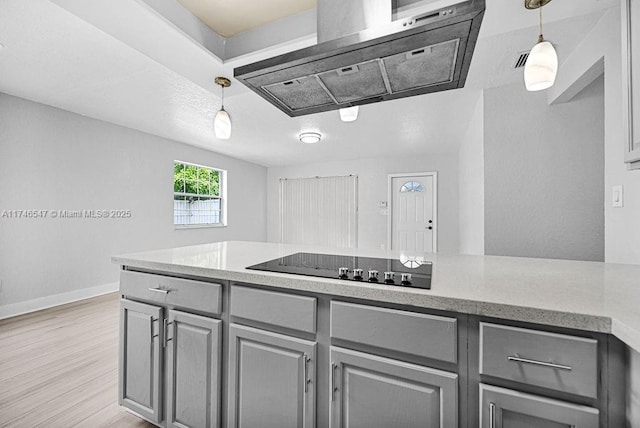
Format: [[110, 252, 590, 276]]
[[601, 8, 640, 265], [458, 94, 485, 255], [266, 154, 459, 253], [483, 78, 605, 262], [0, 94, 267, 311], [548, 7, 640, 265]]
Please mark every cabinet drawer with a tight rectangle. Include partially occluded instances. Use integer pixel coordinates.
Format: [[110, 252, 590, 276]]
[[479, 323, 598, 398], [230, 285, 317, 334], [120, 270, 222, 315], [330, 301, 457, 363]]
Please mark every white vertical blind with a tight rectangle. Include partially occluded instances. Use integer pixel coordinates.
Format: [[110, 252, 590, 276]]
[[280, 175, 358, 248]]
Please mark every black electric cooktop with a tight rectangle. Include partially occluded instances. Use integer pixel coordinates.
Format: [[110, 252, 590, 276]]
[[246, 252, 432, 289]]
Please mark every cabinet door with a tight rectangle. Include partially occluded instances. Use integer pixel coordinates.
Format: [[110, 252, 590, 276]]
[[119, 299, 163, 424], [166, 310, 222, 428], [479, 384, 599, 428], [329, 346, 458, 428], [228, 324, 316, 428]]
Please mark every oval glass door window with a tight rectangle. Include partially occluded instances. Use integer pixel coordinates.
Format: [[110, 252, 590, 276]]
[[400, 181, 425, 192]]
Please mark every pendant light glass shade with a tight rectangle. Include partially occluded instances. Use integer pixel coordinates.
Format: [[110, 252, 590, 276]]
[[524, 39, 558, 91], [214, 108, 231, 140], [339, 106, 359, 122], [524, 1, 557, 92], [214, 76, 231, 140]]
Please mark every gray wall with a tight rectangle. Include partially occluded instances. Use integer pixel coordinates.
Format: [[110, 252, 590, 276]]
[[458, 94, 485, 255], [267, 154, 459, 253], [0, 94, 267, 307], [483, 77, 605, 262]]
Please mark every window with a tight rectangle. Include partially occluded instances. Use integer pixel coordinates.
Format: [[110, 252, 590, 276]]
[[173, 161, 225, 227], [399, 181, 425, 192]]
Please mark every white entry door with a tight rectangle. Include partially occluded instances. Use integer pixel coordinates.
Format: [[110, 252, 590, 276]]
[[389, 173, 436, 253]]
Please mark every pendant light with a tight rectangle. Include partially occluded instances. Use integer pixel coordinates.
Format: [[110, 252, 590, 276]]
[[523, 0, 558, 92], [214, 76, 231, 140], [339, 106, 359, 122]]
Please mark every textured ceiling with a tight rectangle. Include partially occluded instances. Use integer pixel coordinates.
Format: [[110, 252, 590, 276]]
[[176, 0, 316, 37], [0, 0, 617, 167]]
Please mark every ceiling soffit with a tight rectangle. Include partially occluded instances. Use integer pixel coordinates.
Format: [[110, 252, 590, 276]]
[[176, 0, 316, 37]]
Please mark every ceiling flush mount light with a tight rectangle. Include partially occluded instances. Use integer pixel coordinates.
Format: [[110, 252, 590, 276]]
[[299, 132, 322, 144], [339, 106, 359, 122], [523, 0, 558, 91], [214, 76, 231, 140]]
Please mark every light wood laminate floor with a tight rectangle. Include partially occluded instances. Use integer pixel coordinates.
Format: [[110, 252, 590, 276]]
[[0, 293, 154, 427]]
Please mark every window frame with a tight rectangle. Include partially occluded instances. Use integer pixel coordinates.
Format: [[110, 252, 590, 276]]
[[173, 160, 227, 229]]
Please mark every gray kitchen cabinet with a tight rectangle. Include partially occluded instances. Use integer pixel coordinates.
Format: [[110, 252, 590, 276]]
[[227, 323, 316, 428], [119, 299, 163, 424], [476, 322, 603, 427], [166, 310, 222, 428], [329, 346, 458, 428], [119, 269, 223, 428], [117, 268, 624, 428], [479, 384, 599, 428]]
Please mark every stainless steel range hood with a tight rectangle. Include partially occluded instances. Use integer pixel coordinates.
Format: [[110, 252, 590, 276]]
[[234, 0, 485, 117]]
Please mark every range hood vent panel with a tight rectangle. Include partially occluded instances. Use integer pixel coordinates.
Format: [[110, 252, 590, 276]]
[[384, 38, 460, 93], [318, 60, 389, 104], [235, 0, 485, 117], [263, 77, 335, 111]]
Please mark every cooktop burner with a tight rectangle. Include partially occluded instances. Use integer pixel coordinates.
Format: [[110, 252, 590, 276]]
[[246, 252, 432, 289]]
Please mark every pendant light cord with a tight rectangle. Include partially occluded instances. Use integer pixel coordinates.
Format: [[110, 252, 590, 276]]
[[538, 5, 544, 42], [220, 83, 225, 110]]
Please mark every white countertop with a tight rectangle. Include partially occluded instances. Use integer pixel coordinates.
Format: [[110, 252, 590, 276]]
[[113, 241, 640, 352]]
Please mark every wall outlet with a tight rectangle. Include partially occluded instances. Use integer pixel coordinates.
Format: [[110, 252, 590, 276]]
[[613, 185, 624, 208]]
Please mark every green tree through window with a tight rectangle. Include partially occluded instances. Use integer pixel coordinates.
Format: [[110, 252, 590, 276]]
[[173, 163, 219, 198]]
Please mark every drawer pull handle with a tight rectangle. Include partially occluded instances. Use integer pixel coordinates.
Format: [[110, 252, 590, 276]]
[[489, 402, 496, 428], [331, 363, 338, 401], [507, 355, 572, 371], [163, 319, 173, 348], [303, 354, 311, 393], [148, 287, 170, 294]]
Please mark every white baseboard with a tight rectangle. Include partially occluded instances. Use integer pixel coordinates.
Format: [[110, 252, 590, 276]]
[[0, 282, 119, 320]]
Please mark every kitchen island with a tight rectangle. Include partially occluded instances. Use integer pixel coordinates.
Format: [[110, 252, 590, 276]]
[[113, 241, 639, 428]]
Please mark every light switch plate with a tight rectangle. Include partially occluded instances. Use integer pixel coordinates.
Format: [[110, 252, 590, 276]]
[[613, 185, 624, 207]]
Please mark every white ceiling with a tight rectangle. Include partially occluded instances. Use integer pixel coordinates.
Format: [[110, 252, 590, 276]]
[[176, 0, 315, 37], [0, 0, 616, 167]]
